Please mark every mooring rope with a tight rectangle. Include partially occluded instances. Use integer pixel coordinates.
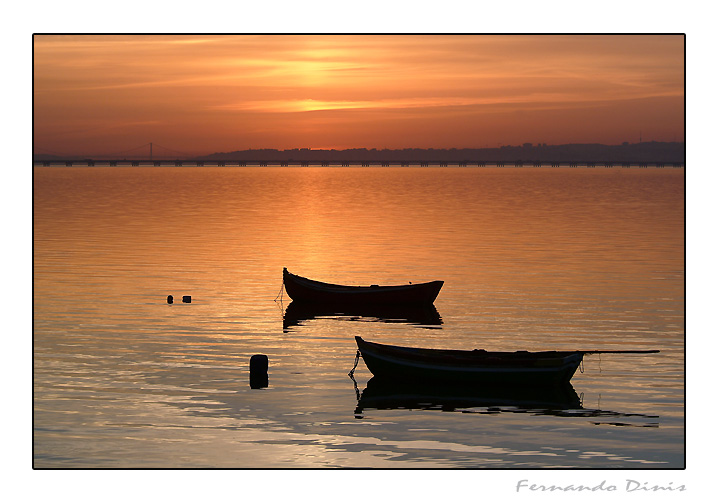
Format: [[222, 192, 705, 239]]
[[349, 372, 361, 401], [348, 350, 361, 377], [274, 282, 285, 302]]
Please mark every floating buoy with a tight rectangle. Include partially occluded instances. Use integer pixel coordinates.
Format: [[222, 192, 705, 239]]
[[250, 354, 269, 389], [167, 295, 173, 304], [182, 295, 191, 303]]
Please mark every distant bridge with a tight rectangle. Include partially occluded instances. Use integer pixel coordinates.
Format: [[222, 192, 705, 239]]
[[33, 159, 684, 168], [33, 142, 684, 168]]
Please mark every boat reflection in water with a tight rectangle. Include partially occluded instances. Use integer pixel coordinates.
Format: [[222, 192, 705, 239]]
[[351, 377, 659, 427], [353, 377, 580, 416], [282, 300, 442, 332]]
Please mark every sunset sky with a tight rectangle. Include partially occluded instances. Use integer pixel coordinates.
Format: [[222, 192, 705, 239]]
[[33, 34, 684, 156]]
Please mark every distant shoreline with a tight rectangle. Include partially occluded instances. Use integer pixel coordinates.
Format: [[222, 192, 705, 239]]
[[34, 141, 685, 164]]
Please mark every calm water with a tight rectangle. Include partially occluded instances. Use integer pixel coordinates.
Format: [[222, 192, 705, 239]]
[[33, 166, 684, 468]]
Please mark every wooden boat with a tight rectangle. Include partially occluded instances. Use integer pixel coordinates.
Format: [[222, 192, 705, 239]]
[[282, 268, 443, 305], [354, 336, 658, 386]]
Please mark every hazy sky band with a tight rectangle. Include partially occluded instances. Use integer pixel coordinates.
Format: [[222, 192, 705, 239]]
[[33, 34, 684, 155]]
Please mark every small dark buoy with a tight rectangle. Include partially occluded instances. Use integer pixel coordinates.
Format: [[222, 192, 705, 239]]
[[167, 295, 173, 304], [250, 354, 269, 389], [182, 295, 191, 303]]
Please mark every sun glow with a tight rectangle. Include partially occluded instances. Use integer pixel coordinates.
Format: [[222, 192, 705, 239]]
[[34, 34, 684, 153]]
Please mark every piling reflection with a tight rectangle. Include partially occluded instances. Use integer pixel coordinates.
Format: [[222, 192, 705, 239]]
[[351, 377, 659, 427], [249, 373, 269, 389], [282, 300, 442, 332]]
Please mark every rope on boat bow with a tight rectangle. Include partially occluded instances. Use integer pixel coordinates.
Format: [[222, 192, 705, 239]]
[[348, 350, 361, 377]]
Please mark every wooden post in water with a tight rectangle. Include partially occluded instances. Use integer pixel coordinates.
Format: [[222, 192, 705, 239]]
[[250, 354, 269, 389]]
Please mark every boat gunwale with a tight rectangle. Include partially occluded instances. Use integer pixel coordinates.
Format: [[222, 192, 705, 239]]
[[356, 336, 583, 365]]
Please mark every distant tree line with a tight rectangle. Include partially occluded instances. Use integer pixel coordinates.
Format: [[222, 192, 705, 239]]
[[199, 142, 684, 163], [33, 142, 685, 163]]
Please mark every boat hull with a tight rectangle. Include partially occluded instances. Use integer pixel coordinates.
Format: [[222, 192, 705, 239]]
[[355, 336, 584, 386], [283, 268, 443, 305]]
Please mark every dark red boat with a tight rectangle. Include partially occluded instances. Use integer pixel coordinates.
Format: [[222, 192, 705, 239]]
[[282, 268, 443, 305]]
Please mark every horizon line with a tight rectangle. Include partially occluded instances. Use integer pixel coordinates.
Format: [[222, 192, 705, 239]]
[[34, 140, 686, 158]]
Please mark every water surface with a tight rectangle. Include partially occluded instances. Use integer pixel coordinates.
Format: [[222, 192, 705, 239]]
[[33, 166, 684, 468]]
